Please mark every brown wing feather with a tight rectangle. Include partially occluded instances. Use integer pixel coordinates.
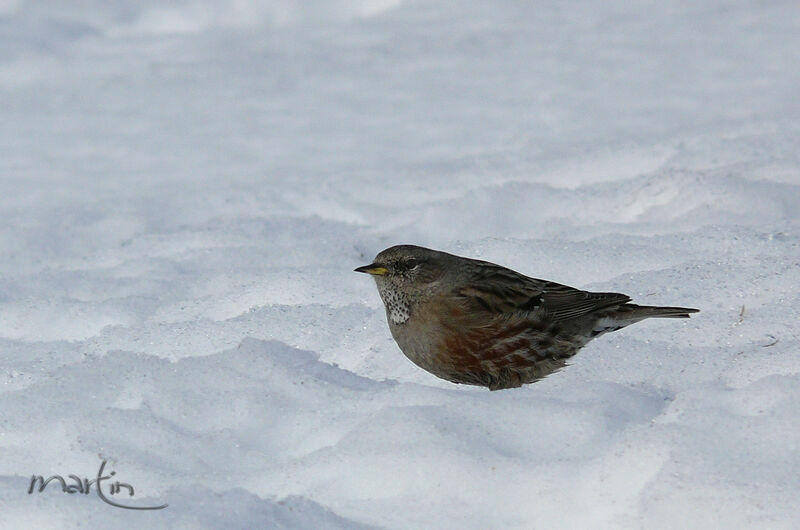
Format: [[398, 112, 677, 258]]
[[541, 284, 631, 321], [454, 260, 630, 322]]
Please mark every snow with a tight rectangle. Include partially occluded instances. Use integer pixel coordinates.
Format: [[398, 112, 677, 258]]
[[1, 0, 799, 528]]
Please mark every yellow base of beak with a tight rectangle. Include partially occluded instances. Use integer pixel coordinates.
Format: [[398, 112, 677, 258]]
[[354, 264, 388, 276]]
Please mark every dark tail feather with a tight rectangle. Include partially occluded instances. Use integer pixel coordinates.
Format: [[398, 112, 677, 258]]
[[618, 304, 699, 319], [590, 304, 698, 337]]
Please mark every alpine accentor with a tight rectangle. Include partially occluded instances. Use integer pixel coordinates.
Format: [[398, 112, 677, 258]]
[[356, 245, 698, 390]]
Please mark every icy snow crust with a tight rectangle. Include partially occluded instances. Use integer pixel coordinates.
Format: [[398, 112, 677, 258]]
[[1, 0, 799, 528]]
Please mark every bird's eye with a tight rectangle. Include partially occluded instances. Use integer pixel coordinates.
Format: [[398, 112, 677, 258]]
[[405, 258, 419, 270]]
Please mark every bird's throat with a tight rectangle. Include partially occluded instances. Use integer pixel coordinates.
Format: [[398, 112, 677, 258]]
[[377, 284, 412, 325]]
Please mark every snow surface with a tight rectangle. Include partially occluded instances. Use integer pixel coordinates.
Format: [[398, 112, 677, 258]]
[[1, 0, 799, 528]]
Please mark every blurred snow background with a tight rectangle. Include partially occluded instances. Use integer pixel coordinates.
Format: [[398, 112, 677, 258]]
[[1, 0, 799, 528]]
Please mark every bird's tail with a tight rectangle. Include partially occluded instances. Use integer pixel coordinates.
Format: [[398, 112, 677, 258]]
[[589, 304, 698, 338], [618, 304, 699, 319]]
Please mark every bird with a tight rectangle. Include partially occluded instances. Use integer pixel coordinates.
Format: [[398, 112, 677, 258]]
[[355, 245, 698, 390]]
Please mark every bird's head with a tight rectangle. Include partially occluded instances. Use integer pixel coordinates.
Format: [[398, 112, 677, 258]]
[[355, 244, 448, 289], [355, 245, 450, 321]]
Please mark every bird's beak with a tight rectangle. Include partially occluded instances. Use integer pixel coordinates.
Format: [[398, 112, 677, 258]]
[[354, 263, 389, 275]]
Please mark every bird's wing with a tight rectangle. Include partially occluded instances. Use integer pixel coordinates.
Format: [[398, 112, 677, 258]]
[[453, 261, 630, 322], [538, 283, 630, 321]]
